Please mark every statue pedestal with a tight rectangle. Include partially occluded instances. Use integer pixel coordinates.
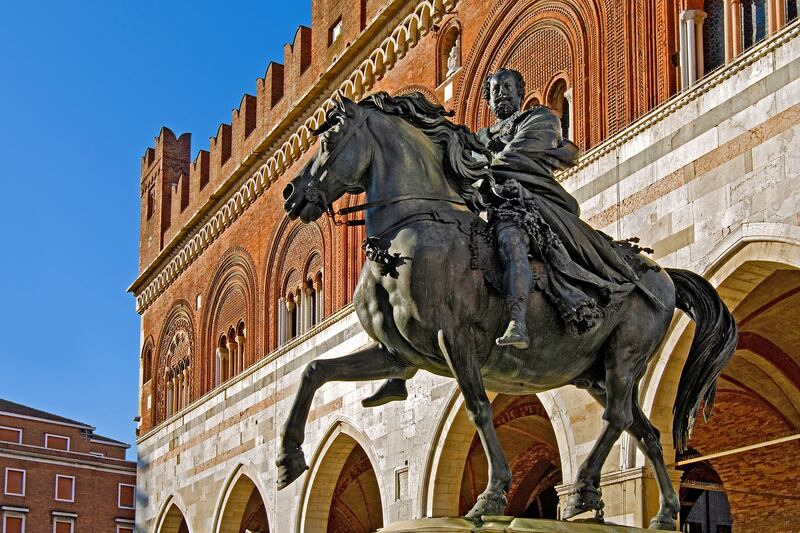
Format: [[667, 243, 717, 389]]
[[377, 517, 651, 533]]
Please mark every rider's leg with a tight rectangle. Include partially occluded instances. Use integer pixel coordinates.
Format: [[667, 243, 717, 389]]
[[362, 372, 416, 407], [496, 224, 532, 348]]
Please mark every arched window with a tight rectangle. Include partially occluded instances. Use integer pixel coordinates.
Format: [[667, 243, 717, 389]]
[[216, 334, 228, 385], [741, 0, 767, 50], [789, 0, 799, 22], [547, 79, 571, 141], [236, 321, 246, 370], [288, 293, 298, 340], [523, 96, 541, 110], [437, 24, 461, 86], [143, 347, 153, 383], [703, 0, 725, 74]]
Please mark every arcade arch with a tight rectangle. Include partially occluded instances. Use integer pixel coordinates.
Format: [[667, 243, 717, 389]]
[[424, 388, 563, 518], [214, 468, 270, 533], [642, 236, 800, 531], [298, 421, 384, 533], [156, 500, 190, 533]]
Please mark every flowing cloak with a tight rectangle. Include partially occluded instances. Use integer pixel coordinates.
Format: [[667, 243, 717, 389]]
[[477, 106, 644, 332]]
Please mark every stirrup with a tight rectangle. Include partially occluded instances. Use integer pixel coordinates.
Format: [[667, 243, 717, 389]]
[[496, 320, 529, 349]]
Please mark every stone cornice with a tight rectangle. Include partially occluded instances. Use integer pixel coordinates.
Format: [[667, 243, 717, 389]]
[[130, 0, 458, 314]]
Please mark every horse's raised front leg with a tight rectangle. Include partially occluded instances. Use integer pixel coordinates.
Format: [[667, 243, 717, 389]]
[[438, 331, 511, 520], [276, 343, 414, 489], [563, 363, 636, 521]]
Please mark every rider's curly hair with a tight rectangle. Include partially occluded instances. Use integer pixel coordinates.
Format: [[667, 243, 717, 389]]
[[481, 68, 526, 102], [360, 91, 494, 213]]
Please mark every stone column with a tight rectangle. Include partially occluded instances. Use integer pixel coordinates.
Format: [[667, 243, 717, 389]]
[[236, 334, 246, 370], [216, 346, 229, 383], [165, 372, 172, 417], [680, 9, 708, 88], [278, 297, 285, 345], [227, 337, 238, 376], [727, 0, 743, 58], [184, 361, 190, 406], [315, 276, 324, 324]]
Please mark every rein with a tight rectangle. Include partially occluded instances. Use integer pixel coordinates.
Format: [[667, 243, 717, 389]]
[[304, 107, 468, 230], [327, 195, 467, 227]]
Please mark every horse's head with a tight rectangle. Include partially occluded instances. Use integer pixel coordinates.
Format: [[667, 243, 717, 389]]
[[284, 96, 373, 223]]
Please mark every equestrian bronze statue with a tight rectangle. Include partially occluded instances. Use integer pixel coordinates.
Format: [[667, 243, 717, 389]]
[[276, 71, 737, 530]]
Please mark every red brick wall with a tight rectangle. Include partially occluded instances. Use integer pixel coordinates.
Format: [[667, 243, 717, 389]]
[[685, 390, 800, 532], [0, 415, 126, 459], [0, 456, 135, 532]]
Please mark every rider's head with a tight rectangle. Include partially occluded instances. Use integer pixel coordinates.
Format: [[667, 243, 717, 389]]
[[483, 69, 525, 120]]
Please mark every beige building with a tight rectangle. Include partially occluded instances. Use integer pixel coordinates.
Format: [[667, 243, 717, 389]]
[[132, 1, 800, 531]]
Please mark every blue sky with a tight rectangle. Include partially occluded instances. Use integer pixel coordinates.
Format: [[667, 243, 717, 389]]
[[0, 1, 312, 458]]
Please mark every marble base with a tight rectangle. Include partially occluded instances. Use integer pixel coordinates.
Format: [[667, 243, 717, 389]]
[[377, 517, 651, 532]]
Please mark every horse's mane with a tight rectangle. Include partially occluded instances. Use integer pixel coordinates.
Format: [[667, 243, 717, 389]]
[[359, 91, 493, 213]]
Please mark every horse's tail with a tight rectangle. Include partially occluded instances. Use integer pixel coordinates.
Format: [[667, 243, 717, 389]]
[[666, 268, 737, 454]]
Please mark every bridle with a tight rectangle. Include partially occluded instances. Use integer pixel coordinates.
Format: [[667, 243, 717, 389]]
[[302, 107, 468, 228]]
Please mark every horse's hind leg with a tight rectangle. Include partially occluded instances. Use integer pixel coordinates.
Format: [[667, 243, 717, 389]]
[[276, 343, 415, 489], [438, 331, 511, 520], [563, 356, 637, 521], [628, 388, 680, 530]]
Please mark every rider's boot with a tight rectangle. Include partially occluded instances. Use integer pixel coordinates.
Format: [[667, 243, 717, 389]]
[[496, 297, 529, 349], [362, 378, 408, 407], [495, 225, 532, 350]]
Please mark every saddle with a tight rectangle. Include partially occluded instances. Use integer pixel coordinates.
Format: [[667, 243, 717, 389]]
[[469, 216, 660, 334]]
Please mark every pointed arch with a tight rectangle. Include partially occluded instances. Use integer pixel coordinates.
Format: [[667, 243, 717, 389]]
[[213, 464, 271, 533], [636, 228, 800, 512], [421, 385, 570, 518], [263, 216, 330, 350], [155, 301, 195, 424], [297, 418, 386, 533], [642, 226, 800, 436], [155, 496, 191, 533], [200, 247, 257, 392]]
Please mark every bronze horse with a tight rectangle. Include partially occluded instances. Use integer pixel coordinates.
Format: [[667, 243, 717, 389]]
[[277, 92, 737, 529]]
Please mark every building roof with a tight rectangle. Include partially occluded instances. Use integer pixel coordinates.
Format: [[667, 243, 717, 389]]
[[91, 433, 131, 448], [0, 398, 94, 430]]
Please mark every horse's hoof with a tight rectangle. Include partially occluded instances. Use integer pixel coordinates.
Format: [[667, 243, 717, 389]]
[[562, 486, 604, 520], [465, 492, 507, 521], [648, 516, 677, 531], [276, 449, 309, 490]]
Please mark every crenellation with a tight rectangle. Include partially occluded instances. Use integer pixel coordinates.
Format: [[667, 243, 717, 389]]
[[165, 172, 191, 245], [293, 25, 313, 75], [231, 94, 258, 177], [139, 127, 191, 271], [209, 123, 233, 187], [190, 149, 210, 201]]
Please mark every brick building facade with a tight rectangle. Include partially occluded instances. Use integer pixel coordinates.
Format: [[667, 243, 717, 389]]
[[0, 399, 136, 532], [132, 0, 800, 531]]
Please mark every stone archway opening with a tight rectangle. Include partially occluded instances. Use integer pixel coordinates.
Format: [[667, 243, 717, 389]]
[[458, 394, 561, 518], [158, 503, 190, 533], [674, 264, 800, 532], [327, 443, 383, 533], [302, 432, 383, 533], [217, 473, 270, 533]]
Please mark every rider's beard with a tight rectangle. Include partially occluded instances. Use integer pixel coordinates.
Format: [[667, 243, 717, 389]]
[[493, 101, 516, 120]]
